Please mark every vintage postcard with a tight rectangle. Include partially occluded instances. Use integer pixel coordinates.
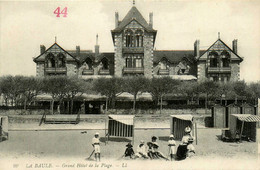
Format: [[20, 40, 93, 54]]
[[0, 0, 259, 170]]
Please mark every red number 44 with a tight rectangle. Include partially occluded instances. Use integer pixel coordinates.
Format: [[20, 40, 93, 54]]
[[54, 7, 67, 17]]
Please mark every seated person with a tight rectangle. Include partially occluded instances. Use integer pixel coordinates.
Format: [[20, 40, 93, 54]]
[[124, 143, 135, 159], [187, 137, 195, 158], [151, 136, 169, 161], [147, 142, 156, 159], [136, 140, 149, 159]]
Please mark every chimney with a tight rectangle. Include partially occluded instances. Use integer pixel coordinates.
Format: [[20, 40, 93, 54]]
[[115, 12, 119, 28], [40, 45, 46, 54], [95, 34, 99, 57], [232, 39, 238, 54], [194, 40, 200, 58], [76, 46, 80, 57], [149, 12, 153, 28]]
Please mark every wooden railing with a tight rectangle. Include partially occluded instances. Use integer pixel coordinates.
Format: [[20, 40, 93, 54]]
[[158, 69, 169, 75], [99, 69, 110, 75], [207, 66, 231, 73], [82, 69, 94, 75], [123, 67, 144, 74], [45, 67, 67, 73]]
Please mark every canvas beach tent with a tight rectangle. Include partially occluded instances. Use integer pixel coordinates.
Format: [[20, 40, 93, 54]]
[[170, 114, 197, 144], [0, 116, 8, 141], [230, 114, 260, 142], [106, 115, 135, 143]]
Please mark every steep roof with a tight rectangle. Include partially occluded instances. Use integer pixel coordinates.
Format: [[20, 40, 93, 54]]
[[153, 50, 205, 64], [198, 38, 243, 62], [33, 43, 79, 63], [112, 6, 156, 32]]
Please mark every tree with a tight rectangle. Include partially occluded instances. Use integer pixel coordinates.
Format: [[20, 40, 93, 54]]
[[20, 76, 43, 110], [200, 80, 220, 114], [124, 76, 149, 111], [64, 76, 91, 114], [148, 77, 180, 113], [93, 77, 124, 110], [247, 81, 260, 105], [42, 76, 69, 114], [0, 75, 24, 106]]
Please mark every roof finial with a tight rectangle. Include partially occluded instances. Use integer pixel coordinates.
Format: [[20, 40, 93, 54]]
[[55, 36, 57, 43], [218, 32, 220, 39], [133, 0, 135, 6], [96, 34, 98, 45]]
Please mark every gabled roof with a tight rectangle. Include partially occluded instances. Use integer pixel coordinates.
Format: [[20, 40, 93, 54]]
[[33, 43, 79, 63], [112, 6, 156, 33], [153, 50, 202, 64], [197, 38, 243, 62]]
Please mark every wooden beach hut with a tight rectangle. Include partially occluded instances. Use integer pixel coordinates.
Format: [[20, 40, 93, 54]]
[[226, 103, 241, 128], [170, 114, 194, 140], [106, 115, 135, 143], [212, 104, 226, 128], [0, 116, 8, 141], [241, 103, 255, 115], [229, 114, 260, 142]]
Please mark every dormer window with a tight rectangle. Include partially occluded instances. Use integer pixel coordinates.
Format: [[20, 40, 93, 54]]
[[160, 60, 168, 70], [84, 58, 93, 69], [101, 58, 109, 70]]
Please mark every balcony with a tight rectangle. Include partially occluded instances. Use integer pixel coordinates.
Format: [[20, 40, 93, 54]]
[[158, 69, 169, 75], [207, 67, 231, 74], [99, 69, 110, 75], [45, 67, 67, 74], [82, 69, 94, 75], [123, 67, 144, 74], [122, 47, 144, 53]]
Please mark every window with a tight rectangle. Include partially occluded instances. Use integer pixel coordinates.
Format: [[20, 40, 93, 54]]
[[101, 58, 109, 70], [221, 51, 230, 67], [46, 53, 55, 68], [57, 53, 66, 67], [125, 54, 143, 68], [85, 58, 93, 69], [209, 51, 218, 67], [160, 60, 168, 69], [125, 29, 143, 47]]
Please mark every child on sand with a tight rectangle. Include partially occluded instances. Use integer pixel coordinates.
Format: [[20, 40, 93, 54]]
[[168, 134, 176, 161], [124, 143, 135, 159], [92, 132, 101, 161]]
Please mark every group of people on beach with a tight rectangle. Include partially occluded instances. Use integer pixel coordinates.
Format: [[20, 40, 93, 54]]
[[90, 126, 195, 161], [123, 126, 195, 161]]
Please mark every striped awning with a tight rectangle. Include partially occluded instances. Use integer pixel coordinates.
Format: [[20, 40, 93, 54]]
[[108, 115, 135, 125], [231, 114, 260, 122]]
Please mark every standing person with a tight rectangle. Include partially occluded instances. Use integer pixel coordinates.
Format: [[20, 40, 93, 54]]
[[92, 132, 101, 161], [151, 136, 169, 161], [168, 134, 176, 161], [136, 140, 148, 159]]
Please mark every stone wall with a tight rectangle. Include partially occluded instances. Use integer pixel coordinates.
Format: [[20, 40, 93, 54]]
[[197, 61, 206, 81], [143, 33, 154, 78], [230, 62, 240, 81], [114, 33, 123, 77], [66, 63, 77, 76], [36, 63, 45, 77]]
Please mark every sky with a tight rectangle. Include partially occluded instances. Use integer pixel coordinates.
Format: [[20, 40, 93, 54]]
[[0, 0, 259, 82]]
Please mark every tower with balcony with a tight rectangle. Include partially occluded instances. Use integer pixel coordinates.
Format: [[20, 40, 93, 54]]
[[111, 5, 157, 78]]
